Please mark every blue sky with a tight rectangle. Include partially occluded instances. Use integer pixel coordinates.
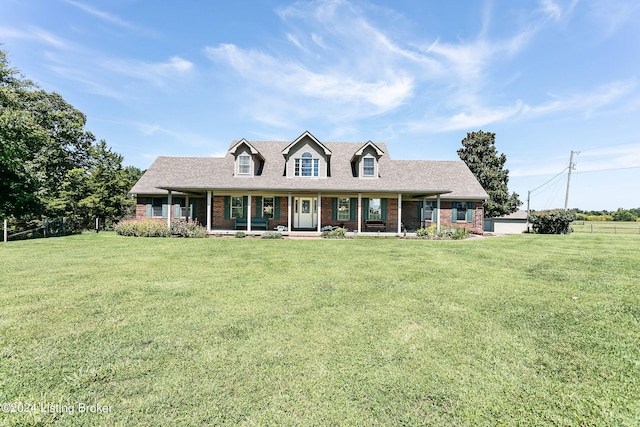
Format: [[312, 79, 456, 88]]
[[2, 0, 639, 211]]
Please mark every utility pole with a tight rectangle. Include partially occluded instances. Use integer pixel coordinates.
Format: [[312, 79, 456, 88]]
[[525, 190, 531, 232], [564, 150, 579, 210]]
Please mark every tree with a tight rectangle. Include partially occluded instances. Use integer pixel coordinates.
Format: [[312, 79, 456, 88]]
[[611, 208, 637, 222], [1, 50, 94, 219], [79, 141, 141, 228], [1, 49, 142, 230], [0, 51, 44, 217], [457, 131, 521, 217]]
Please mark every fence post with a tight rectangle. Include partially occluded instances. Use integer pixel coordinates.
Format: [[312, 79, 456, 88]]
[[3, 219, 7, 243]]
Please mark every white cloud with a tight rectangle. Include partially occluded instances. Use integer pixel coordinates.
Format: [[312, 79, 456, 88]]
[[100, 56, 194, 86], [64, 0, 133, 28], [0, 26, 66, 47], [539, 0, 562, 21]]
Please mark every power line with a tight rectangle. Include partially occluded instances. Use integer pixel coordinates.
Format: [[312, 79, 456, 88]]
[[529, 167, 569, 193], [576, 165, 640, 174]]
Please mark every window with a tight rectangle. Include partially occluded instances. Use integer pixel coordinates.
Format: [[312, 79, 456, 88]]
[[454, 202, 468, 222], [368, 198, 381, 220], [295, 152, 319, 177], [363, 157, 375, 176], [238, 155, 250, 175], [152, 197, 165, 218], [338, 197, 350, 221], [422, 201, 434, 222], [231, 196, 243, 219], [262, 197, 274, 218]]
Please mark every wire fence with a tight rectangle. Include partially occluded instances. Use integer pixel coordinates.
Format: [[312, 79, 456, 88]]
[[572, 221, 640, 234]]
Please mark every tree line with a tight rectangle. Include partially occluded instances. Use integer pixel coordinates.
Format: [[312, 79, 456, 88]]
[[1, 50, 141, 233], [574, 208, 640, 222]]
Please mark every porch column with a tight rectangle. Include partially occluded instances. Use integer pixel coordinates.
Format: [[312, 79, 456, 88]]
[[167, 190, 172, 229], [206, 191, 212, 232], [287, 193, 292, 232], [185, 194, 190, 220], [397, 193, 402, 234], [436, 194, 441, 231], [357, 193, 362, 233], [247, 192, 252, 232], [317, 192, 322, 233]]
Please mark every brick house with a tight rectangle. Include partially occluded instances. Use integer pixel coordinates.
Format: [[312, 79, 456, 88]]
[[129, 131, 488, 234]]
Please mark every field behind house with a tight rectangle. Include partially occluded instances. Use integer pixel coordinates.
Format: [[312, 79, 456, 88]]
[[572, 220, 640, 234], [1, 233, 639, 426]]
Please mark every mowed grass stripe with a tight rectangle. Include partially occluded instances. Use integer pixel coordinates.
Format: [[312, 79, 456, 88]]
[[0, 233, 638, 425]]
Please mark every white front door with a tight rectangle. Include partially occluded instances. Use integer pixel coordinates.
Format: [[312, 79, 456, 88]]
[[295, 197, 315, 228]]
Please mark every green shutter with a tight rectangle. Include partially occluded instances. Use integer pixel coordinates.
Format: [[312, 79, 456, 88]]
[[174, 199, 181, 218], [332, 198, 338, 221], [452, 202, 457, 223], [160, 197, 167, 218], [350, 198, 356, 221], [224, 196, 230, 219], [417, 201, 423, 222], [242, 196, 248, 218], [467, 202, 473, 222], [256, 196, 262, 217], [381, 198, 387, 221], [274, 197, 281, 219], [363, 199, 370, 220], [145, 198, 152, 218]]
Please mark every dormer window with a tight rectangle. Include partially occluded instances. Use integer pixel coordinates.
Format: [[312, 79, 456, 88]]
[[295, 152, 319, 177], [238, 155, 251, 175], [363, 157, 375, 176]]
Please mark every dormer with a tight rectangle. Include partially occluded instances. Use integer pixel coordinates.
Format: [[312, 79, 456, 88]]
[[282, 131, 332, 178], [351, 141, 384, 178], [229, 139, 264, 177]]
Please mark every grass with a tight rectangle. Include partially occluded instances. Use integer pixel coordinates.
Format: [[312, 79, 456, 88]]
[[572, 220, 640, 234], [1, 232, 639, 426]]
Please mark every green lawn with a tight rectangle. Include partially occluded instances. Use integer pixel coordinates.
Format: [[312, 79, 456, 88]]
[[1, 233, 639, 426]]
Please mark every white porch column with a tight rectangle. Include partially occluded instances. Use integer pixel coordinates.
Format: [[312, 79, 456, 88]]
[[317, 192, 322, 233], [247, 192, 252, 232], [287, 193, 292, 232], [167, 190, 172, 229], [397, 193, 402, 234], [357, 193, 362, 233], [206, 191, 212, 232], [436, 194, 441, 231], [185, 194, 190, 220]]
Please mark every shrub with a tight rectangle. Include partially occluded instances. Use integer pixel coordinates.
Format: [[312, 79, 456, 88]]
[[528, 209, 576, 234], [261, 231, 283, 239], [114, 219, 207, 238], [415, 225, 469, 240], [322, 227, 348, 239], [235, 231, 246, 238], [169, 219, 208, 238]]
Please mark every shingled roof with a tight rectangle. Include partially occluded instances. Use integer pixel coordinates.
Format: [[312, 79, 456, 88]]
[[130, 139, 488, 200]]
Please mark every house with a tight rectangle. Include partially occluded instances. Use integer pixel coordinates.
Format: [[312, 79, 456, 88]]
[[484, 210, 529, 234], [129, 131, 489, 235]]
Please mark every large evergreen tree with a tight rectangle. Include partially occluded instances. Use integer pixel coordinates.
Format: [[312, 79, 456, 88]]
[[457, 130, 521, 217]]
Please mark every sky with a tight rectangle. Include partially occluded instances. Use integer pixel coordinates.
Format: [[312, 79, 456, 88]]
[[1, 0, 639, 211]]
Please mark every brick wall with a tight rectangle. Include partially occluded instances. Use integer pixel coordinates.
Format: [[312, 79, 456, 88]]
[[135, 197, 147, 219]]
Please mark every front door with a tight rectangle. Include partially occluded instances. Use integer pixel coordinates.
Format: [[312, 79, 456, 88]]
[[295, 197, 315, 228]]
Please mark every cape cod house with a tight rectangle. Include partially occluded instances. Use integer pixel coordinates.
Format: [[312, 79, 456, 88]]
[[129, 131, 488, 235]]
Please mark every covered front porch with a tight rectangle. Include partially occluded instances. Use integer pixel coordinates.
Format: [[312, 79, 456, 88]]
[[159, 189, 450, 235]]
